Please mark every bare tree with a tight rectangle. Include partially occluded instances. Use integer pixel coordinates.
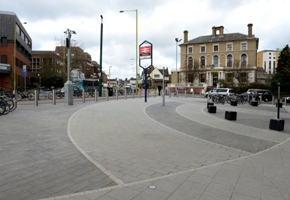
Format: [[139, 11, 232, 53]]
[[182, 60, 200, 85]]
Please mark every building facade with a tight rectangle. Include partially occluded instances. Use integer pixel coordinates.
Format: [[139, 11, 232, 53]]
[[0, 11, 32, 92], [179, 24, 259, 92], [257, 50, 280, 74]]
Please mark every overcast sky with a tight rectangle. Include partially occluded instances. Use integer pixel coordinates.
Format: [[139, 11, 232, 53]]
[[3, 0, 290, 79]]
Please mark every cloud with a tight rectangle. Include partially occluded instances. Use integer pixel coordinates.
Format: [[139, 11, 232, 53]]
[[2, 0, 290, 79]]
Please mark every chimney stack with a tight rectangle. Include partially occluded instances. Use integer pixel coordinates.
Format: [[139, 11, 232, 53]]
[[248, 23, 253, 37], [212, 26, 216, 37], [219, 26, 224, 36], [183, 30, 188, 43]]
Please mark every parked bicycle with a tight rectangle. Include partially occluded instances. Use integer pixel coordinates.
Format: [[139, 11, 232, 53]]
[[208, 94, 225, 104], [247, 93, 261, 105], [38, 87, 52, 100], [16, 87, 35, 101], [0, 88, 17, 115]]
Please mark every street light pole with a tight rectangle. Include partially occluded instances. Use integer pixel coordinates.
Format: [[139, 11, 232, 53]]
[[120, 9, 138, 93], [99, 15, 103, 97], [175, 38, 182, 97], [64, 28, 76, 105]]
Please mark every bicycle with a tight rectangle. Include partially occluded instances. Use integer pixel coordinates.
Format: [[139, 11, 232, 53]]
[[16, 87, 35, 101], [247, 94, 261, 105], [38, 87, 52, 100], [0, 89, 17, 115]]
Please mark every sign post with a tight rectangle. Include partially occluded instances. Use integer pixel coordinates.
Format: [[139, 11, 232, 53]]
[[22, 65, 27, 92], [139, 40, 153, 103]]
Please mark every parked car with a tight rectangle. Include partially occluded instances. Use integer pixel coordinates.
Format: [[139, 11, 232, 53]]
[[282, 97, 290, 103], [204, 88, 234, 98], [246, 89, 273, 102], [204, 89, 217, 98]]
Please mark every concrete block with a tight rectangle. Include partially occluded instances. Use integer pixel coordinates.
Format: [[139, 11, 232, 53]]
[[225, 111, 237, 120], [269, 118, 284, 131], [208, 105, 216, 113]]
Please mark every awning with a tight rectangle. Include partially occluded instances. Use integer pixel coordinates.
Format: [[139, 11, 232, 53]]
[[0, 63, 11, 74]]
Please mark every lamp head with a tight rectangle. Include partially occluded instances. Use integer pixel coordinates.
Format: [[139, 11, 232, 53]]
[[120, 11, 124, 13]]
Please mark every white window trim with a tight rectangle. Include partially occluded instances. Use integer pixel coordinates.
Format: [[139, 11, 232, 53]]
[[200, 45, 206, 53], [213, 44, 219, 52], [226, 43, 233, 51], [241, 42, 247, 51]]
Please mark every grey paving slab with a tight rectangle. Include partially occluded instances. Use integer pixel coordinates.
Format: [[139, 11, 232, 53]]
[[1, 96, 290, 199], [0, 100, 116, 199]]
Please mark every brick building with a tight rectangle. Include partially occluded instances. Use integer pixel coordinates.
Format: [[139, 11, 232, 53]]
[[0, 11, 32, 92]]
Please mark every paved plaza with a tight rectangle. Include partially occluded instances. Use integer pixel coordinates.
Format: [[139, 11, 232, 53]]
[[1, 95, 290, 200]]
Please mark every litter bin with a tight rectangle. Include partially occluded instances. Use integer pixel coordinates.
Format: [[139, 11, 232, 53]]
[[107, 87, 113, 96]]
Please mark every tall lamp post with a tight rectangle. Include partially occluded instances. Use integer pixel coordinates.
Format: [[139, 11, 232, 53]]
[[99, 15, 103, 97], [120, 9, 138, 93], [64, 28, 76, 105], [175, 38, 182, 96]]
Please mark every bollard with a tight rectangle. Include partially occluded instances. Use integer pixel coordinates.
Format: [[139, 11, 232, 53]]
[[272, 96, 275, 105], [199, 90, 202, 97], [82, 89, 85, 103], [169, 89, 171, 98], [132, 90, 134, 99], [139, 89, 142, 98], [147, 89, 149, 98], [95, 90, 98, 102], [106, 89, 109, 101], [154, 89, 156, 98], [125, 88, 127, 100], [34, 90, 38, 106], [185, 90, 187, 98], [52, 90, 56, 105], [116, 89, 118, 100]]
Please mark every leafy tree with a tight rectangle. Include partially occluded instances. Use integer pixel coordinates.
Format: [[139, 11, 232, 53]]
[[272, 44, 290, 92]]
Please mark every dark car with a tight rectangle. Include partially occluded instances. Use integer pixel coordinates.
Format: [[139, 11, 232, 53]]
[[282, 97, 290, 103], [247, 89, 272, 102]]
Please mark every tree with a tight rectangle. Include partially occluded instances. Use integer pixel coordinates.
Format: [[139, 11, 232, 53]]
[[272, 45, 290, 92], [182, 60, 200, 85]]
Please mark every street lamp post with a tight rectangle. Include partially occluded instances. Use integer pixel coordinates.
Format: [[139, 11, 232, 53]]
[[120, 9, 138, 93], [99, 15, 103, 97], [64, 28, 76, 105], [175, 38, 182, 97]]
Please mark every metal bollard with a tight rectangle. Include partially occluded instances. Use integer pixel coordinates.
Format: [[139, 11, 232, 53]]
[[154, 89, 156, 98], [125, 88, 127, 100], [272, 96, 275, 105], [169, 89, 171, 98], [106, 89, 109, 101], [147, 89, 149, 98], [52, 90, 56, 105], [116, 89, 118, 100], [34, 90, 38, 106], [185, 90, 187, 98], [95, 90, 98, 102], [139, 89, 142, 98], [82, 90, 85, 103], [132, 90, 134, 99]]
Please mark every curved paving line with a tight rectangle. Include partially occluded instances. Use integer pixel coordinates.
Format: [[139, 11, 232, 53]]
[[67, 104, 124, 186], [145, 102, 278, 153]]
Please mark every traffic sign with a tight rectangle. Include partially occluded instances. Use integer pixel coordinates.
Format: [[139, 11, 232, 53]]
[[22, 65, 27, 77]]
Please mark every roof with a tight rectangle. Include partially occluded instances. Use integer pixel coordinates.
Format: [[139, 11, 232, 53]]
[[187, 33, 258, 45]]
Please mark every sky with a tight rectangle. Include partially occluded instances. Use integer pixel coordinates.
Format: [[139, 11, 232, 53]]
[[2, 0, 290, 80]]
